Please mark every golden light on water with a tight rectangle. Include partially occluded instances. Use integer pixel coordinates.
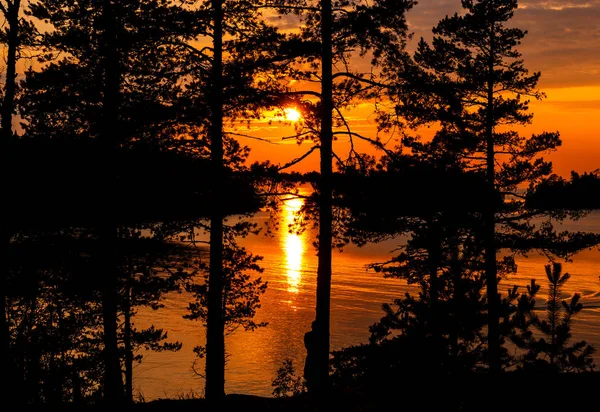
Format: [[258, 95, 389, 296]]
[[282, 196, 305, 293], [284, 235, 303, 293]]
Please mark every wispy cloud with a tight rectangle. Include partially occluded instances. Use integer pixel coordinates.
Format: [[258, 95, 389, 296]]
[[520, 0, 599, 11], [405, 0, 600, 87]]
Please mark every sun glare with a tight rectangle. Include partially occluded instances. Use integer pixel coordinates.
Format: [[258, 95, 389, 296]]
[[284, 107, 301, 122]]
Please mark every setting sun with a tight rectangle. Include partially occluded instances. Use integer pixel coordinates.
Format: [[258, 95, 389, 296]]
[[284, 107, 302, 122]]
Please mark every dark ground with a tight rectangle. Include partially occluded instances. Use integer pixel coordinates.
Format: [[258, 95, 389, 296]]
[[50, 371, 599, 412]]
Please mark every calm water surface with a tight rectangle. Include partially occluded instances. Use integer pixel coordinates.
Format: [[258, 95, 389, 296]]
[[134, 199, 600, 401]]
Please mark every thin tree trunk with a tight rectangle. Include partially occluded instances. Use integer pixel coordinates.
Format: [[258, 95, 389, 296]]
[[100, 259, 122, 403], [0, 232, 12, 403], [428, 222, 441, 368], [205, 0, 225, 402], [0, 0, 19, 141], [100, 0, 124, 403], [448, 239, 461, 365], [313, 0, 333, 397], [484, 17, 500, 373], [548, 266, 558, 367], [124, 259, 133, 403], [46, 306, 60, 405], [0, 1, 20, 404]]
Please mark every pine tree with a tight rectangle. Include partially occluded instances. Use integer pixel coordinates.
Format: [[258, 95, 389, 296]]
[[0, 0, 36, 141], [184, 227, 268, 373], [6, 229, 106, 404], [272, 0, 416, 394], [175, 1, 296, 400], [334, 156, 492, 381], [386, 0, 591, 372], [515, 263, 596, 372], [0, 1, 37, 403], [21, 0, 200, 402], [117, 231, 191, 403]]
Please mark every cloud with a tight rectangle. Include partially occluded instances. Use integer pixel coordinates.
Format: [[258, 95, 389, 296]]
[[263, 8, 304, 33], [515, 3, 600, 86], [404, 0, 600, 87], [520, 0, 599, 10], [544, 100, 600, 111]]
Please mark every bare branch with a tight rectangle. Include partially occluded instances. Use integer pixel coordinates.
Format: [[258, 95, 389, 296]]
[[500, 191, 527, 200], [161, 41, 212, 62], [278, 144, 320, 171], [225, 131, 279, 144], [332, 131, 395, 157], [332, 150, 344, 166], [497, 210, 540, 223], [258, 190, 312, 198], [332, 105, 359, 165], [332, 71, 388, 88], [281, 131, 315, 140], [284, 90, 322, 99], [252, 2, 319, 12], [460, 155, 487, 160]]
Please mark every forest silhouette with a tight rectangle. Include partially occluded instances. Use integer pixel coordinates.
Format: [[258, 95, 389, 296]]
[[1, 0, 599, 410]]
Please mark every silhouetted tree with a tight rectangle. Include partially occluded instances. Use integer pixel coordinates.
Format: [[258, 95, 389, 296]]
[[273, 0, 416, 394], [6, 230, 105, 404], [0, 1, 36, 403], [22, 0, 195, 144], [0, 0, 36, 141], [206, 0, 226, 401], [0, 0, 19, 141], [526, 170, 600, 211], [21, 0, 200, 403], [184, 225, 267, 375], [117, 231, 192, 403], [98, 0, 123, 402], [511, 263, 596, 372], [383, 0, 596, 372], [4, 228, 192, 404], [175, 1, 304, 400], [333, 157, 493, 383], [271, 359, 306, 398]]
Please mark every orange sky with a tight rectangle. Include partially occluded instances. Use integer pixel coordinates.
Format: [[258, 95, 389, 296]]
[[10, 1, 598, 177], [239, 0, 599, 177]]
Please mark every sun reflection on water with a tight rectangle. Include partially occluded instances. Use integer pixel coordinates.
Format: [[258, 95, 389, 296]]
[[282, 197, 306, 293]]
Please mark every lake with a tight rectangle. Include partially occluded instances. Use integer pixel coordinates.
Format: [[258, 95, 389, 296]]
[[134, 197, 600, 401]]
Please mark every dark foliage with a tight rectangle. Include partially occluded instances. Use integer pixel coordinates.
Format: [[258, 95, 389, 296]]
[[526, 170, 600, 211]]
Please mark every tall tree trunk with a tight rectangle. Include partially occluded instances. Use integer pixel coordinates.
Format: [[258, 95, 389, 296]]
[[100, 0, 124, 403], [1, 0, 19, 141], [0, 1, 20, 404], [484, 17, 500, 373], [313, 0, 333, 397], [548, 265, 559, 367], [0, 231, 12, 403], [427, 222, 441, 369], [205, 0, 225, 402], [124, 259, 133, 403], [46, 306, 60, 405], [448, 239, 461, 365]]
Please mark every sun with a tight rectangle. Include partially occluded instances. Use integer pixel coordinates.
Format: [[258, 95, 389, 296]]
[[284, 107, 302, 122]]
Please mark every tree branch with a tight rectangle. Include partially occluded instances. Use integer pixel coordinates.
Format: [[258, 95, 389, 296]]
[[332, 131, 395, 156], [284, 90, 322, 99], [277, 144, 320, 171], [162, 40, 212, 62], [225, 131, 279, 144], [332, 71, 388, 88], [281, 131, 315, 141]]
